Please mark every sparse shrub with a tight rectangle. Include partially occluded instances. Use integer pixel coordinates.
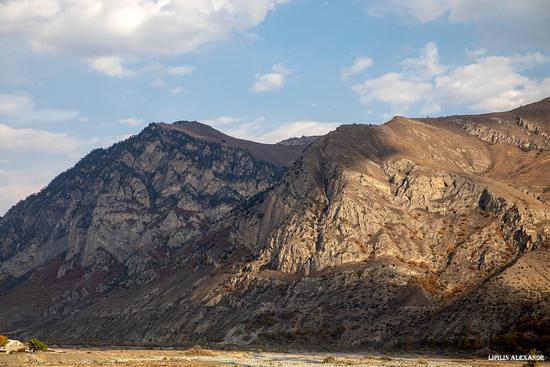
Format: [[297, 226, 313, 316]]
[[322, 356, 337, 363], [417, 358, 428, 364], [182, 345, 216, 356], [0, 335, 8, 346], [28, 338, 48, 352]]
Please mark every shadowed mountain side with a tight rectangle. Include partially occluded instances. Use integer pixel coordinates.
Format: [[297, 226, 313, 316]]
[[405, 248, 550, 351]]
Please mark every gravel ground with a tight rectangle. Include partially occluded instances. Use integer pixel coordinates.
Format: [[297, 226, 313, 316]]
[[0, 347, 546, 367]]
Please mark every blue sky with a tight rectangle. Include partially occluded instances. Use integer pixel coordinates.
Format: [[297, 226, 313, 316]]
[[0, 0, 549, 213]]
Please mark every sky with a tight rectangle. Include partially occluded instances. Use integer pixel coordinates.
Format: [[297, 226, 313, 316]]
[[0, 0, 550, 214]]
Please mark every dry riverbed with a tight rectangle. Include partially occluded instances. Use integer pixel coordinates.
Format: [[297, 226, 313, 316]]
[[0, 347, 546, 367]]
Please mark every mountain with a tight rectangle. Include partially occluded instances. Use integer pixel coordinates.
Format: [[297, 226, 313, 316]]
[[277, 136, 320, 146], [0, 121, 307, 333], [1, 100, 549, 353]]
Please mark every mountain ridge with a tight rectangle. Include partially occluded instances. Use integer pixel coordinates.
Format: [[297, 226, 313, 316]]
[[1, 100, 549, 353]]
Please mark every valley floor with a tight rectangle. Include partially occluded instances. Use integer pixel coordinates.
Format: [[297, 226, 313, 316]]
[[0, 347, 547, 367]]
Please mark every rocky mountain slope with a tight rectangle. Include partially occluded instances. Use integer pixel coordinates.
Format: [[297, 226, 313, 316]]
[[1, 99, 549, 353], [0, 121, 306, 331], [277, 136, 320, 146]]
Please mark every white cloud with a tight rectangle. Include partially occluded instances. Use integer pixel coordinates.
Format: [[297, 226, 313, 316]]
[[0, 123, 83, 155], [0, 93, 79, 123], [255, 120, 340, 143], [86, 56, 134, 78], [0, 125, 91, 214], [467, 48, 487, 59], [365, 0, 550, 48], [202, 116, 339, 143], [0, 0, 290, 59], [353, 72, 433, 112], [0, 123, 125, 215], [85, 58, 193, 79], [0, 169, 53, 215], [203, 116, 243, 126], [350, 43, 550, 115], [341, 57, 373, 80], [402, 42, 445, 80], [166, 65, 194, 75], [434, 54, 550, 111], [253, 63, 293, 92], [253, 73, 283, 92], [119, 117, 145, 126]]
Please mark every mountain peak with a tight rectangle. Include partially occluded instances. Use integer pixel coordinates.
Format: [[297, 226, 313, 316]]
[[155, 120, 307, 167]]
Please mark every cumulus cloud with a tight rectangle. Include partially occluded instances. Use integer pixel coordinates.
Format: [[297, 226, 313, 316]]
[[0, 123, 83, 155], [0, 93, 79, 123], [365, 0, 550, 48], [341, 57, 373, 80], [434, 55, 550, 111], [0, 0, 290, 58], [402, 42, 445, 79], [119, 117, 145, 126], [252, 63, 293, 92], [350, 43, 550, 115], [0, 123, 123, 214], [353, 72, 433, 112], [86, 56, 134, 78]]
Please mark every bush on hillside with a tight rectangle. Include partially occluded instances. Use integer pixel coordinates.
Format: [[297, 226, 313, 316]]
[[322, 356, 337, 363], [28, 338, 48, 352], [182, 346, 216, 356], [0, 335, 8, 347]]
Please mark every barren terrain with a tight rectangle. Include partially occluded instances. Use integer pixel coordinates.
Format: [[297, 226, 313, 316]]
[[1, 348, 546, 367]]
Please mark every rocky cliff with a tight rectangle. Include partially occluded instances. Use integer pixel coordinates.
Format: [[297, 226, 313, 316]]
[[0, 121, 306, 330], [1, 99, 549, 353]]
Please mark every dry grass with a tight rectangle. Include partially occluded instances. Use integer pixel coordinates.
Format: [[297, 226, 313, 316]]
[[182, 346, 217, 356], [322, 355, 337, 363]]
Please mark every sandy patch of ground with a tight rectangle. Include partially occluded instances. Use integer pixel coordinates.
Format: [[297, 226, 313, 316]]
[[0, 347, 547, 367]]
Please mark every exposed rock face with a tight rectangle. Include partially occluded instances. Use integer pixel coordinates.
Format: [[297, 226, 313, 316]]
[[1, 99, 549, 352], [4, 340, 26, 354], [0, 121, 306, 327]]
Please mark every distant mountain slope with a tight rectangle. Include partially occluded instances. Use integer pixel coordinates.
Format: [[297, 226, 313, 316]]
[[277, 135, 320, 146], [1, 101, 549, 353]]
